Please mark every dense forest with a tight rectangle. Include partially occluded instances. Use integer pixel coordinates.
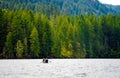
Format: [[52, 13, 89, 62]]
[[0, 7, 120, 58], [1, 0, 120, 16], [0, 0, 120, 58]]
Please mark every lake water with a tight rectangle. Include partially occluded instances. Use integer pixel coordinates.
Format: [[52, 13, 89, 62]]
[[0, 59, 120, 78]]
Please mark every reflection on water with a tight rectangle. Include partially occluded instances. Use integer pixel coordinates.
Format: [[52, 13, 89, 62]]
[[75, 73, 87, 77], [0, 59, 120, 78]]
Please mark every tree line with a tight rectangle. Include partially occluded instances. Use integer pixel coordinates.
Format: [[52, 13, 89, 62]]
[[0, 8, 120, 58]]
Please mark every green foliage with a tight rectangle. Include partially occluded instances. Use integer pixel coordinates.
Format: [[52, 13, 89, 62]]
[[16, 40, 24, 58], [1, 0, 120, 16], [0, 8, 120, 58], [61, 42, 73, 58], [30, 27, 40, 58], [0, 8, 7, 56], [6, 32, 13, 58]]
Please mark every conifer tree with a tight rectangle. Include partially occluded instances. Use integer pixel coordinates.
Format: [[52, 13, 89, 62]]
[[30, 27, 40, 58], [16, 40, 24, 58]]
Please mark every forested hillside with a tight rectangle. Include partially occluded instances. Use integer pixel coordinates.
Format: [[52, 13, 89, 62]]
[[0, 8, 120, 58], [0, 0, 120, 58], [1, 0, 120, 16]]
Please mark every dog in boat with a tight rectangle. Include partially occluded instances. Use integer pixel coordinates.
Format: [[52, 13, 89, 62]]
[[43, 58, 48, 63]]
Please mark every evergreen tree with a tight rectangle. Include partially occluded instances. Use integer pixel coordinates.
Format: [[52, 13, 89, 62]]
[[0, 8, 7, 58], [39, 15, 53, 58], [16, 40, 24, 58], [30, 27, 40, 58], [6, 32, 14, 58]]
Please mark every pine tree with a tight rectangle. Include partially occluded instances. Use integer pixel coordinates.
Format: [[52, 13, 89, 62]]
[[16, 40, 24, 58], [30, 27, 40, 58], [0, 8, 7, 58], [6, 32, 14, 58]]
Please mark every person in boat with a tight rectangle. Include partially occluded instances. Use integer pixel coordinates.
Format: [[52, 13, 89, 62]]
[[43, 58, 46, 63], [43, 58, 48, 63], [45, 58, 48, 63]]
